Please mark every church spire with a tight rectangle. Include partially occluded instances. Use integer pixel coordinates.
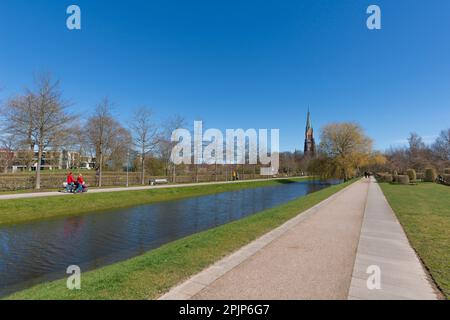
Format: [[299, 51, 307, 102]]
[[305, 108, 311, 134], [304, 108, 316, 157]]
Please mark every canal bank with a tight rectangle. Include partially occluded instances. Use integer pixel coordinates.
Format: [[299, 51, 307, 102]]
[[4, 180, 354, 300], [0, 177, 307, 226], [1, 179, 335, 296]]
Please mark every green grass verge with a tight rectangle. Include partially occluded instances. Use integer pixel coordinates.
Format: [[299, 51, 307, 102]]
[[379, 182, 450, 299], [0, 178, 308, 226], [4, 180, 354, 300], [0, 184, 151, 195]]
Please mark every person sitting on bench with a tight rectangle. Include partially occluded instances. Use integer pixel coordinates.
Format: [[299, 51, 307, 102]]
[[75, 174, 86, 193], [66, 172, 75, 193]]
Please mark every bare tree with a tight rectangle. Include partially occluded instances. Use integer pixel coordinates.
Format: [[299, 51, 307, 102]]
[[87, 98, 131, 186], [32, 75, 74, 189], [129, 107, 159, 185], [109, 126, 133, 171], [66, 123, 90, 165], [385, 146, 409, 172], [158, 115, 186, 182], [0, 134, 17, 173], [408, 133, 426, 152], [2, 93, 36, 170], [87, 98, 114, 187], [407, 132, 433, 170], [2, 74, 74, 188], [433, 129, 450, 162]]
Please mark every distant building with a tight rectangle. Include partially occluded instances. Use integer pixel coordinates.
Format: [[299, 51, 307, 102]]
[[4, 149, 96, 173], [80, 156, 96, 170], [304, 109, 316, 157]]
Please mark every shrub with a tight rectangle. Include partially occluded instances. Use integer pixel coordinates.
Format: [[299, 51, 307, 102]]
[[416, 172, 425, 180], [376, 173, 393, 183], [392, 170, 398, 182], [396, 175, 410, 185], [406, 169, 417, 181], [444, 168, 450, 175], [424, 168, 437, 182]]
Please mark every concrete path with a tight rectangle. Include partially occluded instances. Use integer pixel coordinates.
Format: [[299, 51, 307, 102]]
[[348, 178, 439, 300], [0, 177, 295, 201], [160, 178, 439, 300], [160, 180, 369, 300]]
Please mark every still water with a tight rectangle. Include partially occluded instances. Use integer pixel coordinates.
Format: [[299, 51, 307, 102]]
[[0, 180, 338, 296]]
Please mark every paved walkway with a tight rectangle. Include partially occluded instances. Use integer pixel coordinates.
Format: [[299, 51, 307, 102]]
[[348, 178, 438, 300], [161, 180, 369, 300], [0, 177, 292, 201], [160, 178, 439, 300]]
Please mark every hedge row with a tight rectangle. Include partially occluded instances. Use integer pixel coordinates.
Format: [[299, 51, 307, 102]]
[[377, 167, 450, 185]]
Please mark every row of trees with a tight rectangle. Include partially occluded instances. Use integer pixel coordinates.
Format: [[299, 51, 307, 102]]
[[1, 74, 304, 189], [2, 74, 448, 189], [4, 74, 382, 190], [0, 74, 185, 189], [384, 131, 450, 173], [307, 124, 450, 181]]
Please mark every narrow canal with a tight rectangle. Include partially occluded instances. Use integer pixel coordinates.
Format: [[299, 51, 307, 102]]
[[0, 180, 338, 296]]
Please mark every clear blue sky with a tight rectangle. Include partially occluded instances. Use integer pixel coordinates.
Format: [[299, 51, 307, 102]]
[[1, 0, 449, 151]]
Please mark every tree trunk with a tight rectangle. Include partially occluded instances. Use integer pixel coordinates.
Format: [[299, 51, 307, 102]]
[[141, 153, 145, 185], [98, 152, 103, 187], [35, 145, 43, 190], [215, 162, 218, 181], [27, 146, 34, 172], [27, 132, 34, 171]]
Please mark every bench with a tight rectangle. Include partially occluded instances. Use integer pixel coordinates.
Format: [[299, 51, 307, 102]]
[[149, 179, 169, 186]]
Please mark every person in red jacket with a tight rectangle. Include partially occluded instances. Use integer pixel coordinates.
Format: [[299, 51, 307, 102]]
[[75, 174, 85, 193], [66, 172, 75, 192]]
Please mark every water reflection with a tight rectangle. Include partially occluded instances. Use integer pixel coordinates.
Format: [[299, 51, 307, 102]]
[[0, 180, 338, 296]]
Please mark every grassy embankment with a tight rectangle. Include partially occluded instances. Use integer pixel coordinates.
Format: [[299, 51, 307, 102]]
[[5, 180, 355, 300], [0, 178, 308, 226], [380, 182, 450, 299], [0, 184, 146, 195]]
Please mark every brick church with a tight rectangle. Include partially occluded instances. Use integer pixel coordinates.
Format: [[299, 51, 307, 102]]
[[304, 110, 316, 157]]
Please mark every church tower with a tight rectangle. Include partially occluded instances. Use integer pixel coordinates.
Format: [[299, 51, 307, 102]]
[[304, 109, 316, 157]]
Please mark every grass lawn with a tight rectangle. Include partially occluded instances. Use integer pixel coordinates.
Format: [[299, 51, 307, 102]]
[[380, 182, 450, 299], [0, 178, 309, 226], [4, 180, 354, 300], [0, 184, 147, 195]]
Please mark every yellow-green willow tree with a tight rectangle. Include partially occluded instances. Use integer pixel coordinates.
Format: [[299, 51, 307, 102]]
[[309, 122, 385, 181]]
